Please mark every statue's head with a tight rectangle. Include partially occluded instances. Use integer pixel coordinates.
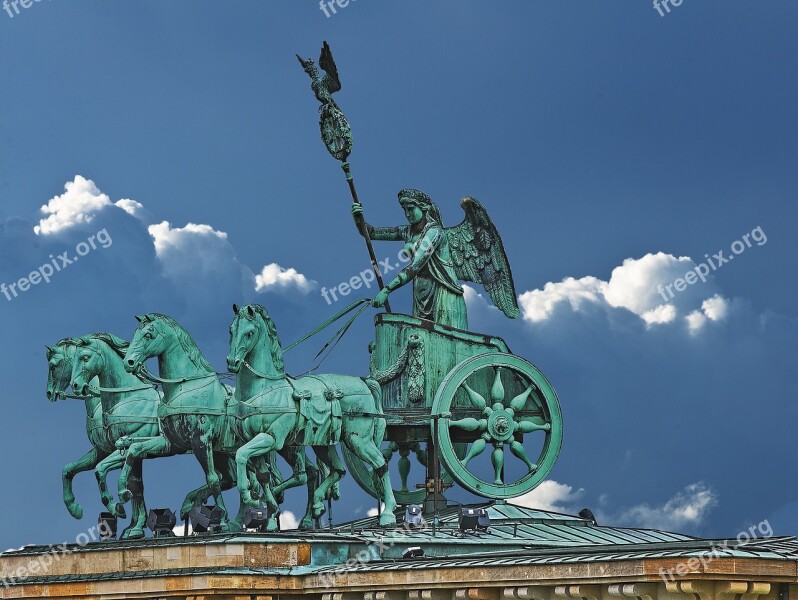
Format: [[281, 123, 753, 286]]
[[398, 188, 442, 226]]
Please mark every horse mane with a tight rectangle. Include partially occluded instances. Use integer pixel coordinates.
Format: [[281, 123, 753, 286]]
[[248, 305, 284, 374], [85, 332, 130, 359], [147, 314, 214, 373]]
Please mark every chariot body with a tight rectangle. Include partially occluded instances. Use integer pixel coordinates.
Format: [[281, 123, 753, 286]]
[[342, 310, 563, 507]]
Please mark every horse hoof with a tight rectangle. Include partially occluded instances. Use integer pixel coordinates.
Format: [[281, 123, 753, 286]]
[[379, 512, 397, 527], [67, 504, 84, 520], [120, 528, 143, 540], [299, 518, 314, 531], [312, 502, 326, 519], [114, 504, 128, 519], [267, 518, 279, 532]]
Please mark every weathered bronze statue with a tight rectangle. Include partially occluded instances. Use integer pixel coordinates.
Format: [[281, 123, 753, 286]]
[[353, 191, 520, 329], [44, 43, 564, 538]]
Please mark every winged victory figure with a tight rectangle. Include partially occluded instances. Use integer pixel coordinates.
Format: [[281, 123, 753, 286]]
[[352, 190, 519, 330]]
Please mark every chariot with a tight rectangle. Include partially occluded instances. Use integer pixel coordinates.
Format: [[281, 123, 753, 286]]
[[342, 312, 563, 506]]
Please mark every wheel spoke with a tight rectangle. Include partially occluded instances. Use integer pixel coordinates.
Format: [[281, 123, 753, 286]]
[[491, 444, 505, 484], [462, 383, 487, 411], [491, 367, 505, 405], [462, 437, 487, 466], [449, 417, 486, 432], [509, 385, 535, 412], [509, 440, 538, 473], [517, 417, 551, 433]]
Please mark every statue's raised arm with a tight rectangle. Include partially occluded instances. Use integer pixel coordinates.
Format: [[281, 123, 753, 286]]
[[447, 197, 520, 319]]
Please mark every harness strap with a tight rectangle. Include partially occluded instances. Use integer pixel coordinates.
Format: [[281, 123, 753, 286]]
[[139, 368, 218, 385]]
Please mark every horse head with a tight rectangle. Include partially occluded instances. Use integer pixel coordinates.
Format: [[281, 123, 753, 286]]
[[227, 304, 261, 373], [46, 341, 77, 401], [124, 314, 167, 374], [69, 337, 105, 397]]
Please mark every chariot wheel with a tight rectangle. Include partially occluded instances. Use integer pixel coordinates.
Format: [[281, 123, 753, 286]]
[[342, 441, 465, 505], [431, 352, 562, 499]]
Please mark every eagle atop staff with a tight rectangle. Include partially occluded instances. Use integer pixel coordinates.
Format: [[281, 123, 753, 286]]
[[297, 41, 352, 162], [297, 41, 342, 109]]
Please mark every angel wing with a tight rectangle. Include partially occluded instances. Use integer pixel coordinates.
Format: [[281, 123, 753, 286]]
[[446, 197, 520, 319], [319, 41, 341, 94]]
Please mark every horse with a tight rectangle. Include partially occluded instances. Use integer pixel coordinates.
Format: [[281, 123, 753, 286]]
[[119, 313, 327, 530], [66, 334, 162, 538], [46, 340, 105, 521], [117, 313, 245, 528], [226, 304, 398, 530]]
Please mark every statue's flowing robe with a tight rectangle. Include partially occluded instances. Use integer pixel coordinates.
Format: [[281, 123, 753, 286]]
[[369, 222, 468, 330]]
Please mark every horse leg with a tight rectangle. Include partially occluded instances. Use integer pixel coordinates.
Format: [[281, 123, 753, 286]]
[[118, 436, 171, 507], [180, 483, 213, 522], [121, 460, 147, 540], [311, 446, 345, 520], [95, 450, 128, 518], [189, 430, 229, 525], [274, 447, 306, 498], [62, 448, 102, 520], [274, 447, 316, 530], [345, 427, 398, 526], [236, 433, 280, 530]]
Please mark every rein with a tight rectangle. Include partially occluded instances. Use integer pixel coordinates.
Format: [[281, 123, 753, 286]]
[[88, 382, 154, 394], [138, 367, 219, 386]]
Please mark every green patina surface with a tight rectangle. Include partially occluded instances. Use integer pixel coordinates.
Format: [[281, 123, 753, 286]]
[[43, 42, 564, 540]]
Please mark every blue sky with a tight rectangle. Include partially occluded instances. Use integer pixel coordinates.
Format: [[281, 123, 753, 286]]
[[0, 1, 796, 548]]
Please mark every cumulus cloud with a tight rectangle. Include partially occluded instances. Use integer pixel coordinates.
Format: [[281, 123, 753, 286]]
[[34, 175, 112, 235], [114, 199, 153, 224], [518, 252, 726, 332], [610, 483, 718, 532], [280, 511, 299, 530], [510, 480, 585, 513], [255, 263, 316, 294]]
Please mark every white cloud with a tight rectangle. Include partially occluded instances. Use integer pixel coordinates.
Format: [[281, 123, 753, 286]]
[[255, 263, 315, 294], [367, 507, 379, 517], [641, 304, 678, 325], [518, 276, 606, 322], [280, 511, 299, 530], [686, 294, 730, 333], [611, 483, 717, 531], [114, 199, 151, 223], [518, 252, 725, 332], [510, 480, 584, 513], [148, 221, 228, 257], [702, 295, 729, 321], [34, 175, 112, 235]]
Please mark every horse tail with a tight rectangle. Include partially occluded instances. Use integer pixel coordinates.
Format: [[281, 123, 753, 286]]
[[364, 378, 385, 446]]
